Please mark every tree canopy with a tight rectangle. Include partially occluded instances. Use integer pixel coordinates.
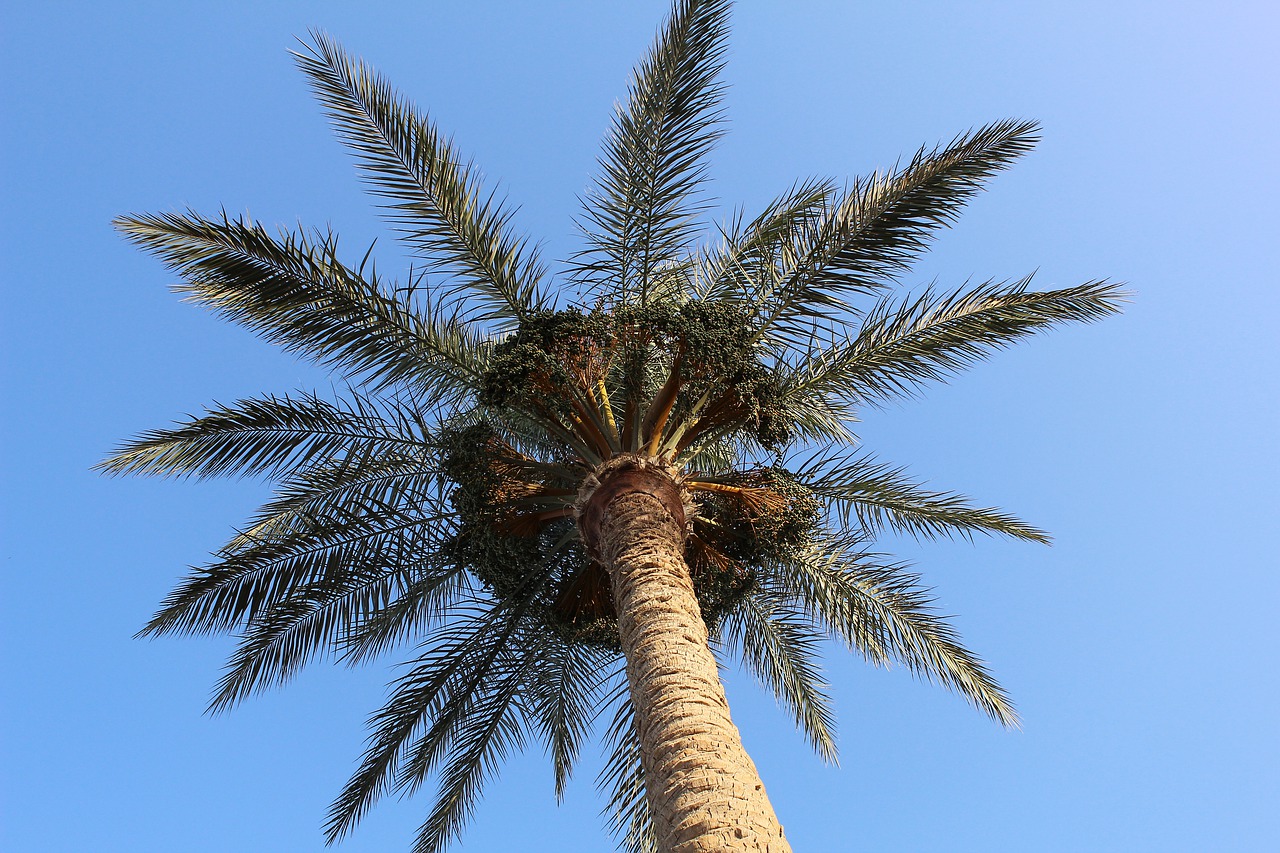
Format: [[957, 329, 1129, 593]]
[[103, 2, 1122, 850]]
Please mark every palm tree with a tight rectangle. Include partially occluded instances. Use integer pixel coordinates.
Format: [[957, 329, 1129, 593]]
[[102, 1, 1122, 851]]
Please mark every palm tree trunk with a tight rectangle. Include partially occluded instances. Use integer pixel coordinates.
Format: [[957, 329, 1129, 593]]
[[582, 457, 791, 853]]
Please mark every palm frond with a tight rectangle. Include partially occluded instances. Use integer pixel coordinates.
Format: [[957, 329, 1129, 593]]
[[325, 603, 525, 843], [694, 177, 837, 302], [754, 119, 1042, 347], [720, 590, 838, 762], [575, 0, 731, 304], [678, 434, 739, 475], [766, 372, 858, 446], [765, 536, 1018, 726], [792, 277, 1126, 406], [98, 392, 424, 480], [407, 648, 529, 853], [139, 493, 450, 638], [597, 687, 658, 853], [114, 210, 489, 397], [795, 448, 1050, 543], [338, 567, 473, 666], [521, 636, 621, 800], [208, 562, 414, 712], [197, 467, 457, 710], [295, 33, 546, 328], [222, 449, 437, 554]]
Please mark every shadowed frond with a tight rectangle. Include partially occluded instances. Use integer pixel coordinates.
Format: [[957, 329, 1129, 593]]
[[295, 33, 546, 328], [208, 562, 413, 712], [795, 448, 1050, 543], [763, 373, 858, 447], [196, 465, 456, 708], [521, 636, 621, 800], [339, 570, 472, 666], [720, 590, 838, 762], [576, 0, 731, 303], [754, 119, 1042, 347], [222, 449, 438, 554], [597, 688, 658, 853], [98, 392, 424, 480], [792, 277, 1127, 406], [766, 537, 1018, 726], [695, 177, 837, 302], [325, 604, 525, 844], [407, 649, 529, 853], [140, 489, 450, 638], [114, 210, 489, 397]]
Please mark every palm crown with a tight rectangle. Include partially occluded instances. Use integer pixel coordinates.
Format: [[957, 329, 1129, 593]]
[[103, 2, 1122, 851]]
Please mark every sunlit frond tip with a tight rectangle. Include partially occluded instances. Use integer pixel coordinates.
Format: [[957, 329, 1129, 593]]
[[574, 0, 733, 304], [292, 32, 548, 329]]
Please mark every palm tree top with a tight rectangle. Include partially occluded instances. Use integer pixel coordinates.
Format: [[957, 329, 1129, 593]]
[[103, 1, 1123, 850]]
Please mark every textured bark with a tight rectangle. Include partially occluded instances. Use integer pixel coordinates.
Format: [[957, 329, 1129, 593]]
[[583, 457, 791, 853]]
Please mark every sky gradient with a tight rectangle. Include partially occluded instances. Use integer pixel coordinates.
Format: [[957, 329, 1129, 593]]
[[3, 2, 1277, 851]]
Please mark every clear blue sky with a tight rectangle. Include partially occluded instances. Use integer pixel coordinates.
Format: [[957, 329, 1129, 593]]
[[3, 2, 1277, 851]]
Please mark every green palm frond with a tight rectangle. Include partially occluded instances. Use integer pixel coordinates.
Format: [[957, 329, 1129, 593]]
[[208, 561, 414, 712], [222, 449, 437, 554], [575, 0, 731, 304], [521, 637, 621, 800], [720, 590, 838, 762], [792, 277, 1126, 406], [326, 602, 532, 847], [140, 491, 451, 638], [766, 537, 1018, 726], [765, 373, 858, 447], [114, 211, 489, 397], [338, 566, 472, 666], [200, 468, 454, 707], [679, 435, 739, 476], [98, 392, 424, 480], [295, 33, 546, 328], [695, 177, 837, 302], [597, 689, 658, 853], [795, 448, 1050, 543], [754, 119, 1042, 348], [407, 646, 529, 853]]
